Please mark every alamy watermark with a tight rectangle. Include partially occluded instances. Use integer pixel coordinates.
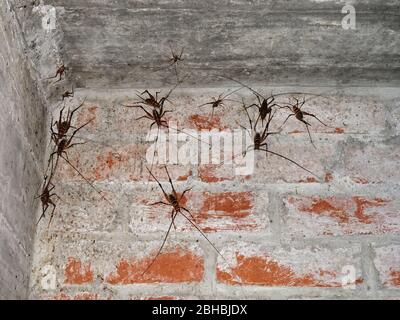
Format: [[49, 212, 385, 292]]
[[341, 265, 357, 289], [342, 3, 356, 30], [33, 4, 57, 32], [145, 122, 255, 175]]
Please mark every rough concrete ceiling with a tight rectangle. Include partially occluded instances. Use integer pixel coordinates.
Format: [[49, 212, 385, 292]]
[[45, 0, 400, 88]]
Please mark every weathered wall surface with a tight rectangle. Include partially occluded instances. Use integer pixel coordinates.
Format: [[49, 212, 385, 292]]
[[0, 0, 398, 300], [29, 86, 400, 299], [44, 0, 400, 88], [0, 1, 47, 299]]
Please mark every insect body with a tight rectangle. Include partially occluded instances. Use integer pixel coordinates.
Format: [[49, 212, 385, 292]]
[[47, 64, 69, 83], [168, 45, 184, 80], [36, 174, 60, 227], [254, 95, 276, 122], [281, 97, 329, 148], [140, 90, 167, 109], [221, 75, 327, 127], [197, 87, 243, 118], [124, 81, 181, 111], [220, 76, 282, 125], [51, 99, 87, 144], [48, 118, 111, 205], [128, 100, 171, 132], [61, 87, 74, 101], [142, 166, 223, 276], [169, 46, 184, 65], [238, 102, 317, 177]]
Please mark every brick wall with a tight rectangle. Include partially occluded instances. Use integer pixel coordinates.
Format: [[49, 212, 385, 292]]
[[29, 86, 400, 299]]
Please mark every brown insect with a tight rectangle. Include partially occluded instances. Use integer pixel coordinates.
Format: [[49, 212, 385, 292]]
[[125, 95, 171, 131], [46, 64, 69, 83], [238, 102, 317, 177], [124, 82, 209, 173], [129, 90, 170, 110], [123, 81, 181, 110], [61, 86, 74, 101], [51, 99, 87, 144], [197, 87, 243, 118], [221, 76, 325, 127], [168, 45, 184, 80], [36, 173, 60, 227], [125, 91, 205, 174], [142, 166, 224, 276], [281, 97, 329, 148], [48, 120, 111, 205], [220, 76, 283, 125]]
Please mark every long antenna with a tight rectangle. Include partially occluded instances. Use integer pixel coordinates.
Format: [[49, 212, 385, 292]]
[[60, 155, 112, 206]]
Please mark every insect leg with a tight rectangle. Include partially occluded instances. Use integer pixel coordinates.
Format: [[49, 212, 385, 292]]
[[302, 112, 329, 127], [69, 98, 86, 120], [280, 113, 294, 128], [179, 210, 226, 262], [181, 207, 196, 222], [261, 148, 318, 177], [150, 201, 170, 206], [37, 204, 49, 226], [60, 155, 112, 205], [301, 120, 316, 149], [179, 187, 192, 201], [146, 166, 169, 200], [142, 209, 178, 276], [164, 166, 177, 195], [47, 201, 57, 229]]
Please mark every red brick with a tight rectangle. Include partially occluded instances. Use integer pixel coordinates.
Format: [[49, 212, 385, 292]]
[[188, 191, 257, 233], [74, 292, 100, 300], [284, 196, 400, 237], [324, 172, 333, 182], [52, 293, 71, 300], [334, 128, 345, 134], [74, 100, 159, 135], [144, 296, 177, 300], [53, 187, 264, 234], [39, 91, 395, 300], [198, 164, 233, 182], [69, 92, 387, 137], [75, 104, 99, 133], [64, 257, 93, 285], [373, 245, 400, 289], [129, 190, 268, 234], [192, 137, 335, 184], [217, 243, 362, 287], [78, 91, 240, 136], [49, 292, 102, 300], [188, 114, 228, 131], [340, 141, 400, 184], [250, 138, 336, 183], [53, 142, 192, 182], [275, 94, 387, 135], [133, 295, 198, 300], [198, 164, 252, 183], [34, 238, 205, 291], [106, 247, 204, 284], [52, 142, 142, 181], [42, 183, 116, 233]]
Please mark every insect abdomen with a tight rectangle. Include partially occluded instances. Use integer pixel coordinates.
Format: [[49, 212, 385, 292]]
[[254, 133, 261, 149], [168, 194, 179, 210], [293, 106, 303, 120]]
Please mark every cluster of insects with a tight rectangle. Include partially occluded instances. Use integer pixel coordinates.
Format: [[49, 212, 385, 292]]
[[37, 47, 331, 275], [36, 95, 110, 228], [120, 49, 331, 273]]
